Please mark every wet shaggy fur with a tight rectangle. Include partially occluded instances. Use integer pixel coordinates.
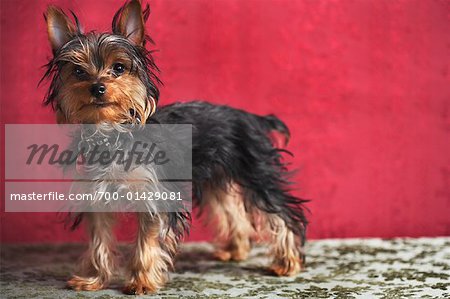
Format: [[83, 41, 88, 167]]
[[41, 0, 308, 295], [150, 101, 308, 246]]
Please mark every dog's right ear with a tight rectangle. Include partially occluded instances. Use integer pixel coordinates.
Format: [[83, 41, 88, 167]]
[[44, 6, 78, 53]]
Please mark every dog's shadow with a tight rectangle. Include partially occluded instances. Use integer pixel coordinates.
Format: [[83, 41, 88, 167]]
[[0, 244, 84, 287], [173, 247, 272, 276], [1, 243, 274, 295]]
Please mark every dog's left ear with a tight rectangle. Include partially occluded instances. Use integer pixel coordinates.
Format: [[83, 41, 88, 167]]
[[113, 0, 149, 46]]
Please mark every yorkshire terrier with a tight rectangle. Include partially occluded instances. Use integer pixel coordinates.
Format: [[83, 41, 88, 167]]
[[42, 0, 308, 295]]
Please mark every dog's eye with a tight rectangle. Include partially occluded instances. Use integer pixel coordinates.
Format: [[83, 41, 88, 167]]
[[74, 67, 86, 78], [112, 63, 125, 76]]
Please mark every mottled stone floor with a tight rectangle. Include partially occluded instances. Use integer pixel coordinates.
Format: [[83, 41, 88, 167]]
[[1, 238, 449, 298]]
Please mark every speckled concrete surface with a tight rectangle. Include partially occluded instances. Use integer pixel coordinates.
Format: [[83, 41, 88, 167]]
[[1, 238, 449, 298]]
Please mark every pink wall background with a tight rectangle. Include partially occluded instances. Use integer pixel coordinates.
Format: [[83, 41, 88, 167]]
[[1, 0, 449, 243]]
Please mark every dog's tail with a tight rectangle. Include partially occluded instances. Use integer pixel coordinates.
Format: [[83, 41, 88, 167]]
[[257, 114, 291, 146]]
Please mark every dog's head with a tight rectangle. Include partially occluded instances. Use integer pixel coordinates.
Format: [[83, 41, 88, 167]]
[[42, 0, 159, 124]]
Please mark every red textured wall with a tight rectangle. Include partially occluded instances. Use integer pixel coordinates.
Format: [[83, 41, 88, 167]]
[[1, 0, 449, 243]]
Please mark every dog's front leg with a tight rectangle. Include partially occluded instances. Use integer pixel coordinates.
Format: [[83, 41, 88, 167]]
[[67, 212, 117, 291], [123, 213, 174, 295]]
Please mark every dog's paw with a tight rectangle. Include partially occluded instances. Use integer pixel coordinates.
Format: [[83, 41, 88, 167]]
[[270, 257, 302, 276], [213, 249, 232, 261], [230, 246, 250, 261], [123, 282, 156, 295], [67, 275, 104, 291], [214, 246, 249, 262]]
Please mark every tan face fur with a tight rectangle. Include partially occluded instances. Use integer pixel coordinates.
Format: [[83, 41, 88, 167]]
[[45, 1, 156, 124], [55, 45, 149, 124]]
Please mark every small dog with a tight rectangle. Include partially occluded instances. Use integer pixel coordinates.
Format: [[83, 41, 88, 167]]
[[42, 0, 308, 295]]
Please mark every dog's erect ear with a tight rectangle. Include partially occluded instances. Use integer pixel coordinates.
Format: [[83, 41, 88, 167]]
[[112, 0, 148, 46], [45, 6, 78, 53]]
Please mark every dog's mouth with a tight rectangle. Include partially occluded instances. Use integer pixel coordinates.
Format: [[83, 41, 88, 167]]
[[92, 102, 113, 108], [77, 104, 142, 124], [81, 101, 114, 109]]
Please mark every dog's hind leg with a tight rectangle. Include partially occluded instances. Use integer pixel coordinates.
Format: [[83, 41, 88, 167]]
[[265, 213, 304, 276], [204, 183, 254, 262]]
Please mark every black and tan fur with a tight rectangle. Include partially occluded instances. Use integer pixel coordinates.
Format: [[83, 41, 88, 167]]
[[41, 0, 308, 295]]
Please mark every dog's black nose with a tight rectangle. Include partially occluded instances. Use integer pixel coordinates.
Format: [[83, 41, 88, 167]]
[[90, 83, 106, 98]]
